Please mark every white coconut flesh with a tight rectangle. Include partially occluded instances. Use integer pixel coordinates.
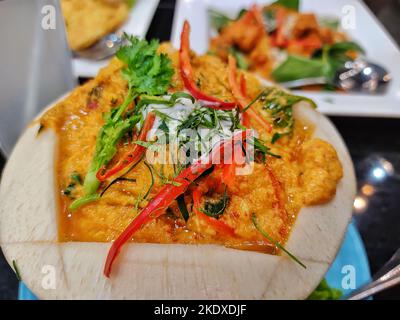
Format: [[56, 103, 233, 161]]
[[0, 98, 356, 299]]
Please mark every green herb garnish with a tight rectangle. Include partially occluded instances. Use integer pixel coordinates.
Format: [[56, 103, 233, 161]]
[[63, 183, 76, 197], [252, 213, 306, 269], [272, 0, 300, 11], [272, 41, 364, 85], [143, 161, 155, 200], [308, 279, 343, 300], [63, 172, 84, 198], [70, 36, 173, 210], [71, 172, 82, 185], [201, 189, 229, 219], [69, 194, 100, 211], [246, 87, 316, 143], [100, 156, 143, 197], [252, 137, 281, 162]]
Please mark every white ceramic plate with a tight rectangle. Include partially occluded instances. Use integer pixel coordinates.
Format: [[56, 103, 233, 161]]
[[171, 0, 400, 118], [72, 0, 160, 78]]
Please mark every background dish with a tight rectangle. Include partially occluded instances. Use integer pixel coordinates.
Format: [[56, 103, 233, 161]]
[[72, 0, 160, 78], [171, 0, 400, 118]]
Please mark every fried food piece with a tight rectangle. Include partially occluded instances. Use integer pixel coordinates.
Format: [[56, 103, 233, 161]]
[[210, 9, 273, 78], [61, 0, 130, 51], [291, 13, 320, 39]]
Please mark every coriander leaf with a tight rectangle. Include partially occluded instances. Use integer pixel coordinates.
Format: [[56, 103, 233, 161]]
[[72, 37, 173, 210], [116, 36, 174, 96]]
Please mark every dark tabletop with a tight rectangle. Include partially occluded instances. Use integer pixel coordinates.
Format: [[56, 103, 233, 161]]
[[1, 0, 400, 300]]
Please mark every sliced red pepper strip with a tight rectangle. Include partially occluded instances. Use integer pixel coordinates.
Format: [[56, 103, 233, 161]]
[[104, 130, 250, 277], [241, 112, 251, 128], [228, 55, 251, 107], [240, 74, 247, 97], [192, 188, 236, 237], [228, 55, 273, 132], [104, 161, 211, 277], [179, 20, 236, 109], [96, 112, 156, 181], [220, 138, 246, 187]]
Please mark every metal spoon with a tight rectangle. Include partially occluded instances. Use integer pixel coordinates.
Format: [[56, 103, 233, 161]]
[[344, 248, 400, 300], [280, 60, 392, 94], [73, 32, 125, 60]]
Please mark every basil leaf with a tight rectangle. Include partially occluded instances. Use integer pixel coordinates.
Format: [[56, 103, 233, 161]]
[[273, 0, 299, 11], [201, 189, 229, 219], [272, 55, 327, 82]]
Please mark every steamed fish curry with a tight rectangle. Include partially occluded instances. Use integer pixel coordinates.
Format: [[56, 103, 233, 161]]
[[40, 24, 342, 276]]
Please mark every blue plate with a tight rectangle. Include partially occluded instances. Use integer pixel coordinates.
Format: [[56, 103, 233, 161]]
[[325, 221, 372, 296], [18, 221, 371, 300]]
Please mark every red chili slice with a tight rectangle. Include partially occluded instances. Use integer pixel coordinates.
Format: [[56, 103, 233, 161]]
[[228, 55, 273, 132], [96, 112, 156, 181], [179, 20, 237, 109]]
